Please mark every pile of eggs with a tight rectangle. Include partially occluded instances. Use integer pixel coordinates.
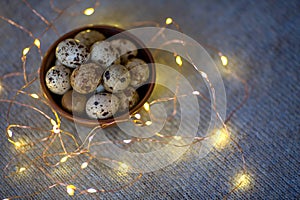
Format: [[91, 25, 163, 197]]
[[45, 29, 150, 119]]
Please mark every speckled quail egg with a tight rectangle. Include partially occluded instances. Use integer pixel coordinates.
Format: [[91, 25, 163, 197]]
[[74, 29, 106, 48], [61, 90, 87, 114], [86, 93, 119, 119], [45, 65, 71, 95], [70, 63, 104, 94], [125, 58, 149, 87], [115, 87, 139, 112], [110, 39, 138, 64], [56, 39, 89, 68], [103, 64, 131, 92], [90, 41, 118, 67]]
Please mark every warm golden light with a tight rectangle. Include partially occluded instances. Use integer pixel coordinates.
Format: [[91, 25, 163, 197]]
[[81, 162, 88, 169], [22, 47, 30, 56], [212, 128, 230, 149], [50, 119, 57, 126], [145, 121, 152, 126], [66, 185, 76, 196], [34, 39, 40, 48], [143, 102, 150, 112], [123, 139, 132, 144], [52, 124, 60, 134], [19, 167, 26, 173], [234, 173, 251, 189], [165, 17, 173, 25], [60, 156, 69, 163], [134, 113, 141, 119], [119, 162, 129, 171], [30, 93, 39, 99], [87, 188, 97, 193], [14, 141, 22, 148], [175, 55, 183, 66], [192, 91, 200, 95], [7, 129, 13, 137], [173, 136, 182, 140], [155, 132, 164, 137], [220, 55, 228, 66], [117, 162, 129, 176], [83, 8, 95, 16]]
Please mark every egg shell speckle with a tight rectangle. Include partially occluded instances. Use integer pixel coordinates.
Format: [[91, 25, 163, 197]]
[[74, 29, 106, 48], [45, 65, 71, 95], [126, 58, 150, 87], [110, 39, 138, 64], [90, 41, 118, 67], [56, 39, 89, 68], [115, 87, 139, 112], [103, 64, 131, 92], [86, 93, 119, 119], [70, 63, 104, 94]]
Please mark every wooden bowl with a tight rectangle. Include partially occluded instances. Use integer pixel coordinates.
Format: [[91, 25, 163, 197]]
[[40, 25, 155, 127]]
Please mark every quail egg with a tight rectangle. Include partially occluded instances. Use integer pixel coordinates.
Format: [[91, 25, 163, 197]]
[[56, 39, 89, 68], [103, 64, 131, 92], [90, 41, 118, 67], [45, 65, 71, 95], [110, 39, 138, 64], [86, 93, 119, 119], [74, 29, 106, 48], [125, 58, 149, 87], [70, 63, 104, 94]]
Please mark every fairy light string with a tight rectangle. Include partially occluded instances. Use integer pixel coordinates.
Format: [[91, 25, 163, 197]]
[[0, 2, 250, 199]]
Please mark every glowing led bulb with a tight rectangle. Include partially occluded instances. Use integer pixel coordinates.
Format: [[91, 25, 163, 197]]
[[134, 113, 141, 119], [60, 156, 69, 163], [143, 102, 150, 112], [14, 141, 22, 148], [212, 128, 230, 149], [81, 162, 88, 169], [235, 173, 251, 189], [67, 185, 76, 196], [22, 47, 30, 56], [165, 17, 173, 25], [175, 55, 183, 66], [145, 121, 152, 126], [220, 55, 228, 66], [7, 129, 13, 137], [30, 93, 39, 99], [155, 132, 164, 137], [192, 91, 200, 95], [123, 139, 132, 144], [173, 136, 182, 140], [87, 188, 97, 193], [19, 167, 26, 173], [52, 124, 60, 134], [34, 39, 40, 48], [83, 8, 95, 16]]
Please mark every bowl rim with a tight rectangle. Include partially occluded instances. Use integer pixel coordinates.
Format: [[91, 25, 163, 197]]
[[40, 24, 156, 127]]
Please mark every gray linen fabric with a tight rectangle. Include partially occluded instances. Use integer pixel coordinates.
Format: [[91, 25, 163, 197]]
[[0, 0, 299, 199]]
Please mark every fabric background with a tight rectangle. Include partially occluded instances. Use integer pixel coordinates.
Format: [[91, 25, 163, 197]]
[[0, 0, 299, 199]]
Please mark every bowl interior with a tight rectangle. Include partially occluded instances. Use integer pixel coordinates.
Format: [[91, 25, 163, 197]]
[[40, 25, 155, 127]]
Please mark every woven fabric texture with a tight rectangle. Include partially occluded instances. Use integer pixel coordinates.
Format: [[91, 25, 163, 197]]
[[0, 0, 299, 199]]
